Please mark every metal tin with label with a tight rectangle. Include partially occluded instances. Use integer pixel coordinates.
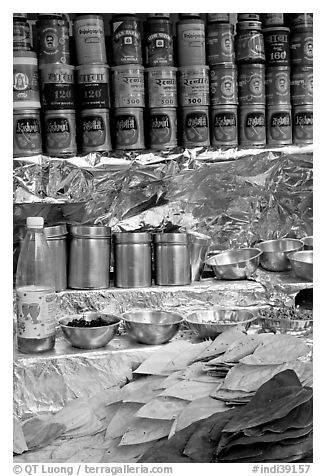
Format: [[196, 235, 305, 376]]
[[37, 14, 70, 65], [265, 66, 291, 105], [291, 14, 313, 27], [13, 14, 31, 51], [238, 64, 265, 105], [290, 67, 313, 105], [290, 27, 313, 66], [261, 14, 284, 27], [111, 14, 142, 66], [112, 65, 145, 108], [148, 108, 177, 149], [114, 107, 145, 150], [207, 14, 230, 23], [178, 65, 210, 106], [74, 14, 107, 65], [145, 17, 174, 67], [235, 21, 265, 64], [146, 67, 177, 108], [239, 105, 266, 146], [181, 106, 210, 148], [292, 104, 313, 144], [13, 51, 40, 109], [177, 18, 206, 66], [76, 64, 111, 109], [80, 108, 112, 153], [209, 63, 238, 105], [266, 105, 292, 145], [210, 105, 238, 147], [238, 14, 260, 22], [206, 23, 235, 65], [263, 27, 290, 67], [13, 109, 42, 158], [44, 109, 77, 157], [39, 64, 75, 110]]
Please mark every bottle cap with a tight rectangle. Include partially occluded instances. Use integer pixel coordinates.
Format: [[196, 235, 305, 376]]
[[26, 217, 44, 228]]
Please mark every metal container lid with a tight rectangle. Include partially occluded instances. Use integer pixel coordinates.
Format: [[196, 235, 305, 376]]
[[154, 233, 189, 244], [210, 63, 237, 70], [263, 26, 290, 33], [13, 51, 38, 59], [147, 14, 171, 19], [237, 21, 262, 31], [44, 224, 68, 238], [113, 232, 152, 244], [111, 64, 144, 72], [188, 232, 211, 246], [70, 225, 111, 238]]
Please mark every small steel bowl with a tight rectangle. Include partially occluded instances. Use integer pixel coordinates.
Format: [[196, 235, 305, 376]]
[[288, 250, 313, 282], [301, 236, 313, 250], [122, 310, 183, 345], [255, 238, 304, 272], [59, 312, 121, 350], [205, 248, 261, 280], [258, 316, 313, 336], [184, 309, 256, 339]]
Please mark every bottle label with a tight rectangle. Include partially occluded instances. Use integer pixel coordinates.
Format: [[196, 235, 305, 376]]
[[17, 288, 56, 339]]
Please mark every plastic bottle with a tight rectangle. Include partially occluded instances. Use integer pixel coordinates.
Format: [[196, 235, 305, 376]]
[[16, 217, 56, 353]]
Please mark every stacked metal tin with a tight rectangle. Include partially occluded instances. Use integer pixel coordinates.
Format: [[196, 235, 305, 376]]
[[111, 14, 145, 150], [290, 14, 313, 145], [177, 14, 210, 148], [74, 14, 112, 154], [13, 14, 43, 158], [144, 14, 178, 150], [236, 14, 266, 147], [206, 14, 238, 147], [263, 14, 292, 146], [36, 13, 77, 157]]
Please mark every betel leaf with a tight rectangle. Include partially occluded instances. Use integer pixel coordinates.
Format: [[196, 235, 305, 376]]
[[135, 396, 189, 420], [119, 418, 173, 446], [175, 396, 228, 432], [158, 380, 218, 401], [105, 402, 143, 439], [22, 417, 66, 451], [192, 327, 246, 363], [134, 341, 194, 375]]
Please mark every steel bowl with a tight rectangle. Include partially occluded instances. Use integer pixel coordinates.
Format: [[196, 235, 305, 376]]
[[288, 250, 313, 282], [122, 310, 183, 345], [258, 315, 313, 336], [184, 309, 256, 339], [205, 248, 261, 280], [301, 236, 313, 250], [255, 238, 304, 272], [59, 312, 121, 349]]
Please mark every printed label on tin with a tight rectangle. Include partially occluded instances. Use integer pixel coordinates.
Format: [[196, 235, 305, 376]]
[[150, 113, 172, 144], [17, 287, 56, 339], [290, 33, 313, 65], [264, 31, 290, 66], [82, 115, 106, 147], [207, 30, 235, 63], [146, 31, 173, 66], [116, 114, 139, 145], [293, 111, 313, 141], [46, 117, 71, 149], [185, 112, 209, 143], [113, 71, 145, 107], [13, 65, 39, 101], [269, 112, 292, 141], [236, 32, 265, 62], [78, 84, 110, 108], [39, 24, 69, 63], [212, 112, 237, 142], [303, 36, 313, 61], [180, 73, 210, 106], [42, 83, 75, 109], [15, 117, 41, 151], [13, 23, 31, 49], [181, 29, 205, 43], [112, 20, 142, 65], [244, 112, 266, 141]]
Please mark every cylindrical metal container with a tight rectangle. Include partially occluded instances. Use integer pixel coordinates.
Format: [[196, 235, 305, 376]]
[[235, 21, 265, 64], [114, 107, 145, 150], [147, 108, 178, 150], [238, 63, 265, 105], [290, 14, 313, 28], [207, 14, 230, 23], [39, 64, 75, 110], [265, 66, 291, 105], [210, 105, 238, 147], [290, 26, 313, 66], [112, 65, 145, 108], [206, 23, 235, 65], [145, 17, 174, 67], [188, 232, 211, 281], [76, 64, 111, 109], [181, 106, 210, 148], [44, 109, 77, 157], [13, 14, 31, 51], [292, 104, 313, 145], [263, 27, 290, 67], [290, 67, 313, 105], [111, 14, 142, 66], [80, 108, 112, 153], [261, 14, 284, 27], [239, 104, 266, 146], [154, 233, 191, 286], [238, 14, 260, 22], [146, 67, 177, 108], [74, 14, 107, 65], [13, 51, 41, 109], [113, 232, 152, 288], [69, 225, 111, 289], [13, 109, 42, 158], [36, 14, 70, 65], [44, 224, 67, 292], [178, 65, 210, 107], [147, 14, 171, 19], [177, 18, 206, 66], [266, 105, 292, 146], [209, 64, 238, 105]]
